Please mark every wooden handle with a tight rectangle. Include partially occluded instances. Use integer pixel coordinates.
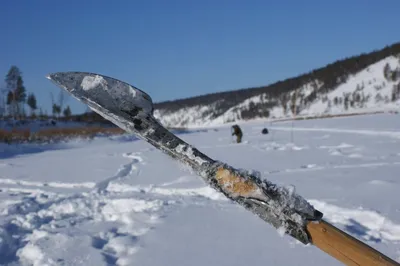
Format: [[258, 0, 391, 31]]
[[214, 167, 399, 265], [307, 219, 399, 266]]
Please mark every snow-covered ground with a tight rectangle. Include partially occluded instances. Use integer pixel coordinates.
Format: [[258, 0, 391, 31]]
[[0, 113, 400, 265]]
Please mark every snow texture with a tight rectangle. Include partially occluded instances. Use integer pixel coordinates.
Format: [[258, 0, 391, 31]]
[[81, 75, 108, 91], [175, 144, 208, 166], [0, 113, 400, 265]]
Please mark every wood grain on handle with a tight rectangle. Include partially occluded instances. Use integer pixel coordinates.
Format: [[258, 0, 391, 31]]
[[307, 219, 400, 266]]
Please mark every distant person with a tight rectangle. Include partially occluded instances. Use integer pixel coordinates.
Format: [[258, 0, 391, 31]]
[[231, 124, 243, 143]]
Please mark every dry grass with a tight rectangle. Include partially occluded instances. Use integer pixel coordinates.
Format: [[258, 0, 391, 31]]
[[0, 126, 125, 144]]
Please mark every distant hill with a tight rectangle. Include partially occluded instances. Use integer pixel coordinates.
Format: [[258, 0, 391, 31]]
[[153, 42, 400, 127], [74, 42, 400, 128]]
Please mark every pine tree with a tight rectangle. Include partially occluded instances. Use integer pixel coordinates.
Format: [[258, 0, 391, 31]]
[[6, 91, 13, 105], [27, 93, 37, 116], [16, 76, 26, 103], [52, 103, 61, 118], [383, 63, 392, 80], [63, 105, 72, 118]]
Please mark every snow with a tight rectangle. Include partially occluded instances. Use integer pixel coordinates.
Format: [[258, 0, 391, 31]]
[[299, 56, 400, 116], [0, 113, 400, 265], [81, 75, 108, 91], [127, 86, 137, 98], [174, 144, 208, 166]]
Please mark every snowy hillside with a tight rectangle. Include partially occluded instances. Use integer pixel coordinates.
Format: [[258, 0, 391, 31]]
[[298, 56, 400, 116], [1, 113, 400, 265], [154, 54, 400, 128]]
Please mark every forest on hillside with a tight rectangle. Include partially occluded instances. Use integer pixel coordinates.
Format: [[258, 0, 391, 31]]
[[154, 42, 400, 120]]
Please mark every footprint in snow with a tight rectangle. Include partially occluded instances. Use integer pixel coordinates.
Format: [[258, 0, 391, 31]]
[[123, 152, 144, 163], [92, 199, 167, 265], [95, 152, 145, 193]]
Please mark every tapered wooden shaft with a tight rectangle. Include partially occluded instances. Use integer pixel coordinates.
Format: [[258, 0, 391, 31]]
[[307, 220, 400, 266]]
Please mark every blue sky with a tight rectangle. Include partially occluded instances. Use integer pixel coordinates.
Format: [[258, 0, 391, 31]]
[[1, 0, 399, 115]]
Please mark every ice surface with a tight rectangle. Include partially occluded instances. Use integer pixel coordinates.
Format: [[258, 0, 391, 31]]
[[0, 113, 400, 265]]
